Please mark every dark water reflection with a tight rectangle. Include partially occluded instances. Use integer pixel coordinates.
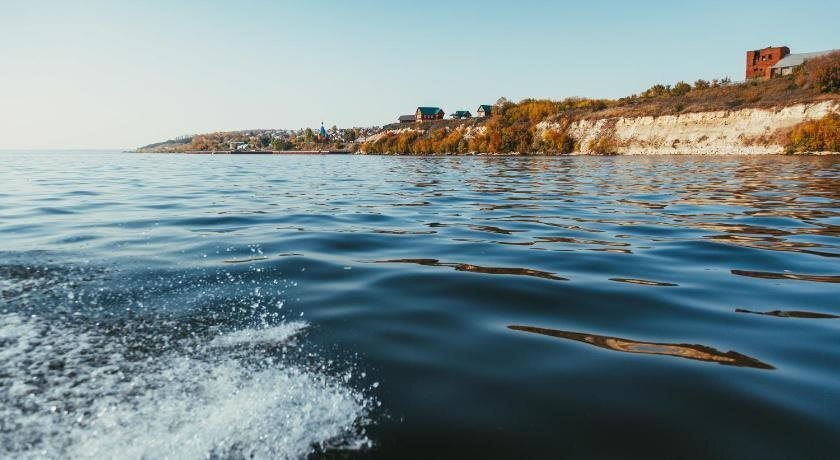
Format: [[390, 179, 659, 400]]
[[1, 152, 840, 459], [736, 309, 840, 319], [508, 325, 775, 369], [376, 259, 569, 281], [732, 269, 840, 283]]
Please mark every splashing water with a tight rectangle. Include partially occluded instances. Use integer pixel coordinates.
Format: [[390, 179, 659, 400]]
[[0, 313, 373, 459], [0, 252, 377, 458]]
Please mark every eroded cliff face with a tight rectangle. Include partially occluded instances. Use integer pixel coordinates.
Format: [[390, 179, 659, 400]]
[[541, 101, 840, 155]]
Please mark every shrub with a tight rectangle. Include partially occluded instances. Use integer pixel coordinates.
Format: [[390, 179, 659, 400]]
[[642, 84, 671, 98], [270, 138, 293, 150], [672, 81, 692, 96], [798, 51, 840, 93], [694, 79, 710, 90], [542, 126, 576, 154], [586, 134, 620, 155], [784, 113, 840, 154]]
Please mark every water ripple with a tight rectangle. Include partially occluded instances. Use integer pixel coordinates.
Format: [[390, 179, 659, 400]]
[[2, 152, 840, 458]]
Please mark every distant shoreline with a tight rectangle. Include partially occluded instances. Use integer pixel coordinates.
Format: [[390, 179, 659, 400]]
[[136, 60, 840, 157], [136, 150, 352, 155]]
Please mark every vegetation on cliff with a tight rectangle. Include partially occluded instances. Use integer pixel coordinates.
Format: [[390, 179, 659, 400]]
[[784, 113, 840, 154], [361, 52, 840, 155], [797, 51, 840, 94]]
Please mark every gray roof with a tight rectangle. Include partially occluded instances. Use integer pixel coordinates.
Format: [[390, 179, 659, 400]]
[[773, 50, 839, 69], [398, 115, 415, 121]]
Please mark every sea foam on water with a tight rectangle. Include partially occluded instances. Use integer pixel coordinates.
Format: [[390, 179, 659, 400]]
[[0, 312, 373, 460]]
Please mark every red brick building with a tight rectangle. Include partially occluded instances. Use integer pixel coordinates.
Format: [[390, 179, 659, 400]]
[[746, 46, 790, 79]]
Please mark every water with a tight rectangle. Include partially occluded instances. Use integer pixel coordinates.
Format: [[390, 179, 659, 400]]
[[1, 151, 839, 459]]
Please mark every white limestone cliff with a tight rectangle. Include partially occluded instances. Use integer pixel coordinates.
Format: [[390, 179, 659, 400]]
[[541, 101, 839, 155]]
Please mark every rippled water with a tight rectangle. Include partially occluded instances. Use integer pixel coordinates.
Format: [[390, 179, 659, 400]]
[[1, 151, 839, 459]]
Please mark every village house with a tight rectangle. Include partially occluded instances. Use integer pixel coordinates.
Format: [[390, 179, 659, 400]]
[[451, 110, 472, 119], [398, 115, 416, 124], [476, 105, 493, 118], [746, 46, 838, 79], [415, 107, 445, 122]]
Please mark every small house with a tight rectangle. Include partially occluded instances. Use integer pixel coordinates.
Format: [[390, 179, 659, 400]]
[[451, 110, 472, 119], [416, 107, 445, 122], [477, 105, 493, 118], [398, 115, 416, 124]]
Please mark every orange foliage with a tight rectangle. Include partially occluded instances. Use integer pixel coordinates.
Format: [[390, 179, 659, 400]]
[[784, 113, 840, 154]]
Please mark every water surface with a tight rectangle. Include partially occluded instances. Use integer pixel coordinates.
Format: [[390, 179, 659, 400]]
[[1, 152, 839, 458]]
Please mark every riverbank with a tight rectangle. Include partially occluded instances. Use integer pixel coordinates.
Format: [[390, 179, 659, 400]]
[[138, 52, 840, 156], [359, 101, 840, 156]]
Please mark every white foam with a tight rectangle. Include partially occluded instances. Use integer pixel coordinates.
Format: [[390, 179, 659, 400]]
[[0, 313, 373, 459], [207, 321, 307, 349]]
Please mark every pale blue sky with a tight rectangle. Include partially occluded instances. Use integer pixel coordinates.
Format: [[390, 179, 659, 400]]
[[1, 0, 838, 149]]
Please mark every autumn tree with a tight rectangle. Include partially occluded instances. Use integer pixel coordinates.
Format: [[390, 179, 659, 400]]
[[785, 113, 840, 154]]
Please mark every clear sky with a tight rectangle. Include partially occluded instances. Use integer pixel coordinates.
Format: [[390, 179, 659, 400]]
[[1, 0, 839, 149]]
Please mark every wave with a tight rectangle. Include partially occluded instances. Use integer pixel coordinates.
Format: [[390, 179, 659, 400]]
[[0, 313, 373, 459]]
